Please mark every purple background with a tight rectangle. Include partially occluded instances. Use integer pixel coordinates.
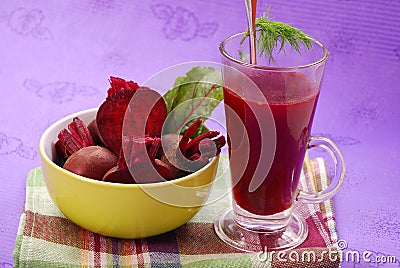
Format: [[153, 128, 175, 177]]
[[1, 0, 399, 266]]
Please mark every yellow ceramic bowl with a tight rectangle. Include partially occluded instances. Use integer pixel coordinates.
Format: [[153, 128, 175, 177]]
[[39, 108, 219, 239]]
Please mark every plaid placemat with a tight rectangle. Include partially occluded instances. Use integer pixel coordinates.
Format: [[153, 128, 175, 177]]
[[14, 155, 340, 267]]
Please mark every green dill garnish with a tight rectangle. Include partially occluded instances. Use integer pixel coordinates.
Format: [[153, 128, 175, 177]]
[[241, 7, 313, 62]]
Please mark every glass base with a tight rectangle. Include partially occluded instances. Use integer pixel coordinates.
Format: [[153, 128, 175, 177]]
[[214, 208, 308, 252]]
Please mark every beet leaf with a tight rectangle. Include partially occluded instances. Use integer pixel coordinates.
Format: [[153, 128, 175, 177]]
[[162, 67, 223, 136]]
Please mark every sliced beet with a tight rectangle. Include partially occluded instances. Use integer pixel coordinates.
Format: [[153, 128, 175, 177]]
[[102, 166, 135, 184], [96, 77, 167, 155], [123, 87, 167, 138], [120, 136, 154, 168], [103, 162, 168, 184], [129, 163, 166, 183], [97, 89, 136, 154], [56, 117, 95, 161], [96, 77, 139, 154], [107, 76, 139, 98], [153, 159, 179, 180], [87, 119, 104, 146]]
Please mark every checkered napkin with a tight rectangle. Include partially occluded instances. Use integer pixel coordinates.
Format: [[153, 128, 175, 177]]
[[14, 155, 340, 267]]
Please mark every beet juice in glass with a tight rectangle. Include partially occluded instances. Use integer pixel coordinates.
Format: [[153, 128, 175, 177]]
[[214, 32, 346, 252]]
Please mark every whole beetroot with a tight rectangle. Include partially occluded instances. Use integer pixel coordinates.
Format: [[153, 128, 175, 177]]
[[63, 146, 118, 181]]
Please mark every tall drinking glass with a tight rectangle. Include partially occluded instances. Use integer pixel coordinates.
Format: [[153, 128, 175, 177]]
[[214, 33, 345, 252]]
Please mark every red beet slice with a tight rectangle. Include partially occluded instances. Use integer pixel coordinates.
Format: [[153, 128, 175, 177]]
[[96, 77, 167, 155], [120, 136, 155, 168], [103, 166, 135, 184], [107, 76, 139, 97], [96, 77, 139, 154], [105, 136, 168, 184], [179, 119, 202, 155], [87, 119, 104, 146], [97, 90, 136, 154], [153, 159, 178, 180], [123, 87, 167, 138], [130, 163, 167, 183], [103, 161, 168, 184], [56, 117, 95, 160]]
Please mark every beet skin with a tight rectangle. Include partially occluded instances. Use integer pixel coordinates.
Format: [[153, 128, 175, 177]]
[[63, 146, 118, 181]]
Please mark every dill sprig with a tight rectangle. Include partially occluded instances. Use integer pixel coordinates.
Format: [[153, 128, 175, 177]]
[[241, 8, 313, 62]]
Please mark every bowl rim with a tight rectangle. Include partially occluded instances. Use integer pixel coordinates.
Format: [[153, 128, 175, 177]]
[[39, 108, 218, 189]]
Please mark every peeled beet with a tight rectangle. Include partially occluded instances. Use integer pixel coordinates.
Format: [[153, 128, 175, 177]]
[[63, 146, 118, 181]]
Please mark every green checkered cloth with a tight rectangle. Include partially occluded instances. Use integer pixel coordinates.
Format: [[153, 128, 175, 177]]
[[14, 155, 340, 267]]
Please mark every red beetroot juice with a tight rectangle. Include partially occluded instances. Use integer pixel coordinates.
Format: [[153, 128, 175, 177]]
[[224, 72, 319, 215]]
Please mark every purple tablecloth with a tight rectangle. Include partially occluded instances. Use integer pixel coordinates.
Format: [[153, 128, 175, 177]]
[[1, 0, 399, 267]]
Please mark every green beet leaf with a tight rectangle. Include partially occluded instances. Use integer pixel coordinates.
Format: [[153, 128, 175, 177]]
[[162, 67, 223, 136]]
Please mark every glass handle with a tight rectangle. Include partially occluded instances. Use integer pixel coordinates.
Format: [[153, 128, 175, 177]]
[[297, 136, 346, 203]]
